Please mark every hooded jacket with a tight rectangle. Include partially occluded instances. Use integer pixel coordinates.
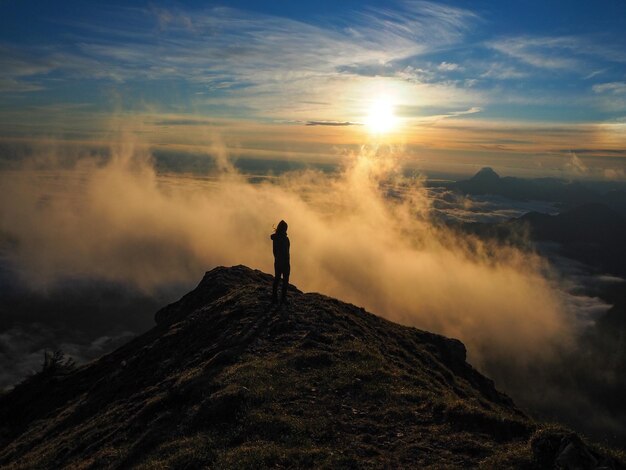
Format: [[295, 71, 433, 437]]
[[271, 231, 290, 267]]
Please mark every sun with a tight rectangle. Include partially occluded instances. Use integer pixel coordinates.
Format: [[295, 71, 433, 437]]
[[364, 98, 396, 134]]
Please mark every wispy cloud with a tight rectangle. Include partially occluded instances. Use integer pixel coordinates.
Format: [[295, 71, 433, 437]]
[[0, 78, 44, 93], [64, 2, 477, 86], [305, 120, 362, 126], [583, 69, 606, 80], [591, 82, 626, 112], [488, 36, 580, 70], [480, 62, 527, 80], [437, 61, 462, 72], [355, 0, 478, 54], [153, 118, 217, 126], [0, 2, 481, 122], [412, 106, 483, 123], [0, 45, 55, 92], [592, 82, 626, 95], [487, 35, 626, 74]]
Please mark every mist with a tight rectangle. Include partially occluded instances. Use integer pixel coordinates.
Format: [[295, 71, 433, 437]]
[[0, 139, 575, 370], [8, 138, 626, 444]]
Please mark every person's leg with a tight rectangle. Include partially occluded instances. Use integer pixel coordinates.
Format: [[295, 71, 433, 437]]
[[281, 266, 290, 302], [272, 263, 280, 302]]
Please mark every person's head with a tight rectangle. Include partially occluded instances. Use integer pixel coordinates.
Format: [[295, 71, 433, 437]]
[[276, 220, 288, 234]]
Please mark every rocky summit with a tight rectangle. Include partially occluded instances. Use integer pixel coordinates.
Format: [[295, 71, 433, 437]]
[[0, 266, 623, 469]]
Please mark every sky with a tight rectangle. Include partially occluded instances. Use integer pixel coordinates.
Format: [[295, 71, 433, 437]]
[[1, 0, 626, 177]]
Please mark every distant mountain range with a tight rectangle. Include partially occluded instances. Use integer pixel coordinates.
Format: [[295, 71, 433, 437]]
[[442, 168, 626, 278], [441, 167, 626, 215]]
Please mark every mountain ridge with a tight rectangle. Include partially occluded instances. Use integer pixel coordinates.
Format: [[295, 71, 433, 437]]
[[1, 265, 623, 468], [441, 168, 626, 215]]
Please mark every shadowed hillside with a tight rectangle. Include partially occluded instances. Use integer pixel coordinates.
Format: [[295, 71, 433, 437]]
[[0, 266, 623, 468], [518, 203, 626, 277], [458, 202, 626, 278]]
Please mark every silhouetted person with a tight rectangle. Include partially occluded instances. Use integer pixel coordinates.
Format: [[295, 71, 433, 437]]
[[271, 220, 290, 303]]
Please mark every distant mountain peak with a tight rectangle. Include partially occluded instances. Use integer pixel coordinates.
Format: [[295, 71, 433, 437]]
[[470, 167, 500, 182]]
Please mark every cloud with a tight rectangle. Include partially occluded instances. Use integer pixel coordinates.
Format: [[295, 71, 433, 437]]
[[0, 79, 44, 93], [305, 121, 362, 126], [413, 106, 483, 123], [151, 6, 194, 32], [488, 36, 580, 69], [357, 1, 478, 51], [0, 45, 54, 93], [0, 2, 481, 120], [153, 118, 217, 126], [564, 152, 589, 175], [486, 34, 626, 80], [444, 106, 482, 116], [583, 69, 606, 80], [0, 137, 576, 372], [592, 81, 626, 95], [480, 62, 527, 80], [604, 167, 626, 180], [429, 188, 558, 224], [71, 3, 465, 85], [437, 61, 461, 72]]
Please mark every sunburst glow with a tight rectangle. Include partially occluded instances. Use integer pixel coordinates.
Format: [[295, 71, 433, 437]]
[[364, 99, 397, 134]]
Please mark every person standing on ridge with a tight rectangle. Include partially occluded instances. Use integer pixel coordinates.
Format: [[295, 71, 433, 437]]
[[271, 220, 290, 303]]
